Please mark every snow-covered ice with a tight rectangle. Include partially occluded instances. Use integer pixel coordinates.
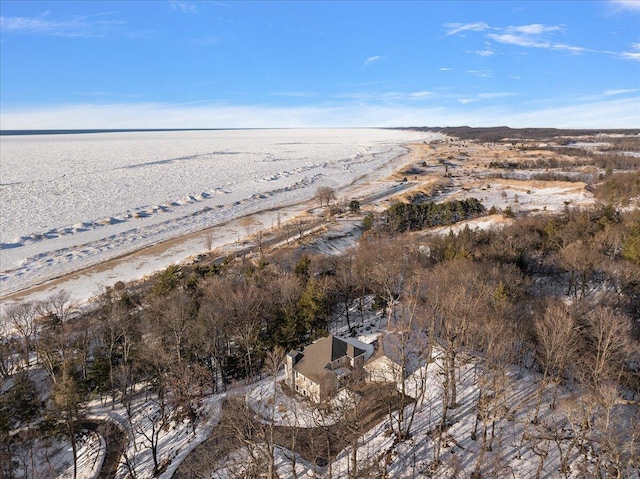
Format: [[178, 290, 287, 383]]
[[0, 129, 433, 300]]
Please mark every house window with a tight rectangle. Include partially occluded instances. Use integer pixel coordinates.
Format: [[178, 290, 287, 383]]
[[295, 385, 299, 391], [295, 371, 298, 378]]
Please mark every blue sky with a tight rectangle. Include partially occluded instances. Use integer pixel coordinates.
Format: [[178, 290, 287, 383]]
[[1, 0, 639, 129]]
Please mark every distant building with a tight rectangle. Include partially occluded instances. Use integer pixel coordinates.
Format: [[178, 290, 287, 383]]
[[285, 335, 367, 402]]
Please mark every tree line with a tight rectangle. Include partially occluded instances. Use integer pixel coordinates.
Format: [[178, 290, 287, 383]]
[[383, 198, 485, 233]]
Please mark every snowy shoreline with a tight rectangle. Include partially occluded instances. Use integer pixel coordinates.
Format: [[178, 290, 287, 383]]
[[1, 129, 435, 304]]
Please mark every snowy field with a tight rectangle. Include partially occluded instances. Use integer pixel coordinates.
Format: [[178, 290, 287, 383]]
[[0, 129, 431, 298]]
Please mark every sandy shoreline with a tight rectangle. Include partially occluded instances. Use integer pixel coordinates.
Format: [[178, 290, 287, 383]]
[[0, 204, 304, 305]]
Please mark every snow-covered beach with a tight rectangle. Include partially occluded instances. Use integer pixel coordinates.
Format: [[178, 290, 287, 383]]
[[1, 129, 432, 303]]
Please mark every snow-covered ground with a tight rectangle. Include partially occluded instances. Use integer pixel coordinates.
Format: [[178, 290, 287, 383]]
[[438, 179, 595, 214], [27, 296, 636, 479], [0, 129, 432, 302], [211, 352, 640, 479], [87, 390, 225, 479], [12, 430, 104, 479], [247, 373, 355, 428]]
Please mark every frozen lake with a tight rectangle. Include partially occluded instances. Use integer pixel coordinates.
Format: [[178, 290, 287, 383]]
[[1, 129, 432, 298]]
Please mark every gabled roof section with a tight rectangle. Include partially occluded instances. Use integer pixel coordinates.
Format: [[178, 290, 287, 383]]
[[293, 335, 365, 383], [331, 336, 348, 361], [332, 336, 365, 361]]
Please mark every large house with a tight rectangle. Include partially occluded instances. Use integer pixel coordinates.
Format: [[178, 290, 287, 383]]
[[285, 335, 367, 402]]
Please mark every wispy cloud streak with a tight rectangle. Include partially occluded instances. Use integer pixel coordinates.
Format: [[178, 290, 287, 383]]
[[604, 88, 638, 96], [446, 21, 638, 62], [467, 70, 492, 78], [0, 13, 125, 37], [3, 97, 637, 129], [444, 22, 490, 36], [364, 55, 382, 66], [484, 23, 587, 53], [458, 92, 517, 104], [169, 1, 199, 14], [475, 42, 496, 56], [608, 0, 640, 13], [620, 43, 640, 62]]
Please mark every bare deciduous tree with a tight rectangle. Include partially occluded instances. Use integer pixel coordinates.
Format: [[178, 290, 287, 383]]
[[584, 306, 634, 388], [5, 301, 38, 366], [215, 278, 265, 379], [365, 239, 416, 327], [558, 241, 599, 299], [51, 364, 85, 479], [38, 290, 74, 328], [147, 290, 198, 364], [316, 186, 336, 208], [533, 301, 579, 419], [264, 346, 286, 478]]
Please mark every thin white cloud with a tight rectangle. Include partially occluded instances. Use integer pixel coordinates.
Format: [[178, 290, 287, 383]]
[[445, 19, 639, 62], [439, 67, 453, 71], [487, 32, 549, 48], [473, 42, 496, 56], [608, 0, 640, 12], [620, 52, 640, 60], [333, 90, 432, 102], [477, 92, 517, 99], [475, 47, 496, 56], [488, 24, 624, 56], [2, 96, 638, 129], [504, 96, 640, 128], [0, 13, 125, 37], [335, 90, 499, 103], [620, 43, 640, 61], [489, 33, 605, 55], [72, 91, 113, 97], [443, 22, 490, 36], [505, 24, 564, 35], [169, 1, 198, 14], [364, 55, 382, 66], [458, 92, 517, 104], [550, 43, 588, 54], [445, 22, 580, 52], [467, 70, 492, 78], [271, 91, 318, 98], [604, 88, 638, 95], [410, 91, 434, 98], [334, 91, 384, 101]]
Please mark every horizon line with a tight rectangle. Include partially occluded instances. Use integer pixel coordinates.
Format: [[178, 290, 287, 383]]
[[2, 126, 640, 137]]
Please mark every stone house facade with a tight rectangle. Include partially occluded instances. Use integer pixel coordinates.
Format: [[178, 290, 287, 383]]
[[285, 335, 366, 402]]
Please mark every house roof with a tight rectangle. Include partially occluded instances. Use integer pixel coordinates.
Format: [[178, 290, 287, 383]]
[[293, 334, 365, 384], [341, 336, 375, 361], [366, 332, 426, 377]]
